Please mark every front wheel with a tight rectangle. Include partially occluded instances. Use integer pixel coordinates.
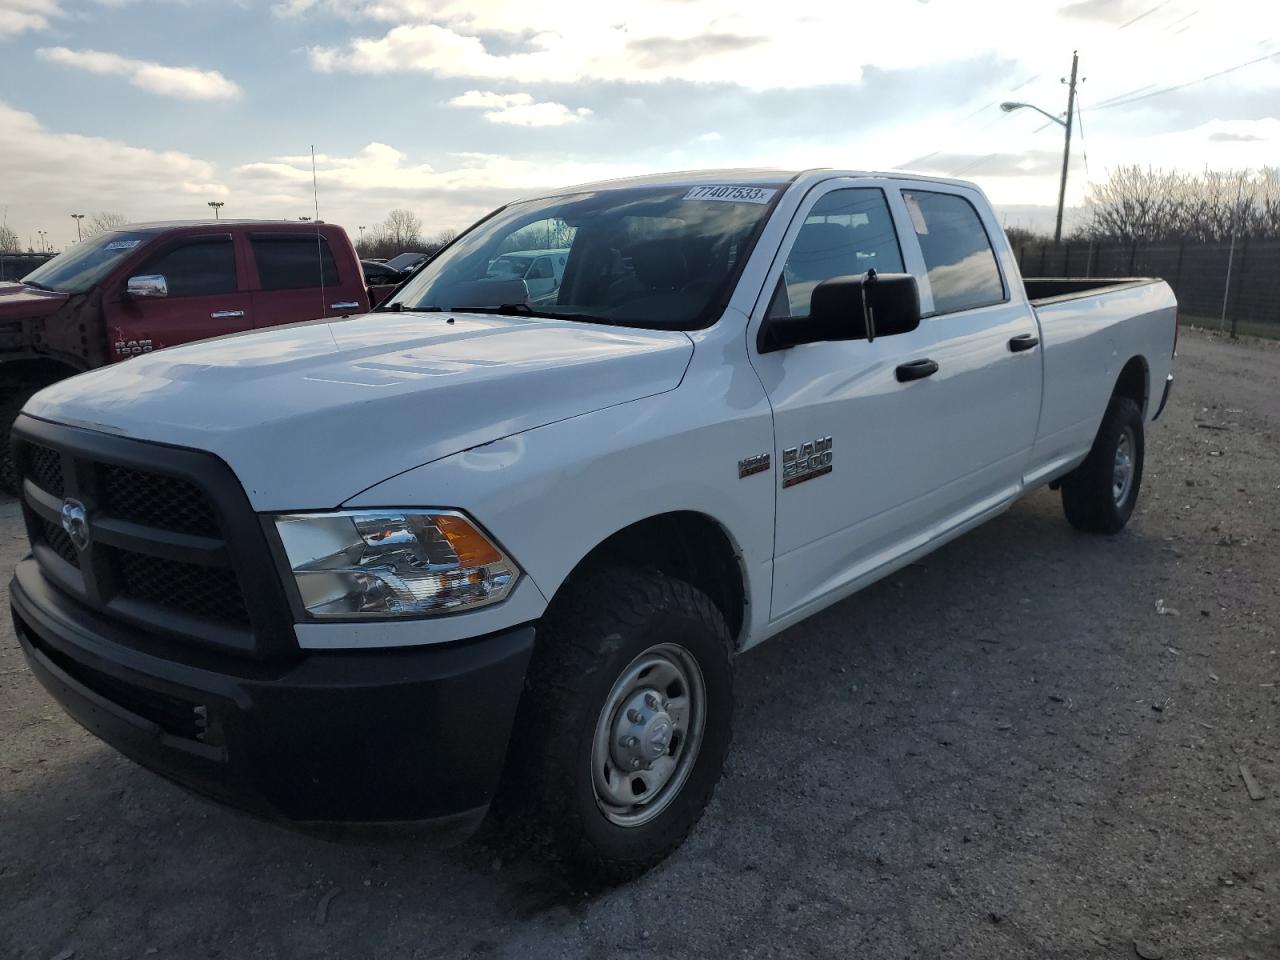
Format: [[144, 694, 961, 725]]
[[1061, 395, 1145, 534], [502, 568, 734, 885]]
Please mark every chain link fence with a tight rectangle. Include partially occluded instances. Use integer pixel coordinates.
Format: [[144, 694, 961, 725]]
[[1015, 240, 1280, 339]]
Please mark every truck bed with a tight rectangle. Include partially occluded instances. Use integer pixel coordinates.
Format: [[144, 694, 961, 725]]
[[1023, 277, 1161, 306]]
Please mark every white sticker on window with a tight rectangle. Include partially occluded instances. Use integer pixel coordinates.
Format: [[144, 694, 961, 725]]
[[903, 193, 929, 235], [104, 239, 142, 251], [683, 185, 777, 204]]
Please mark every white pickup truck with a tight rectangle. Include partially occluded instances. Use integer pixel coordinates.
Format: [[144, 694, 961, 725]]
[[11, 169, 1176, 883]]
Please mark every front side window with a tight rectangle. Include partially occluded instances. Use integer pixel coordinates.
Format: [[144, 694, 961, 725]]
[[769, 189, 904, 319], [902, 190, 1004, 315], [21, 231, 154, 294], [138, 237, 237, 297], [387, 183, 783, 330], [252, 235, 339, 291]]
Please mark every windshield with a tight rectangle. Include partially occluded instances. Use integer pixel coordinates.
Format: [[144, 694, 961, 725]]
[[386, 183, 784, 330], [21, 231, 152, 294], [385, 252, 427, 271]]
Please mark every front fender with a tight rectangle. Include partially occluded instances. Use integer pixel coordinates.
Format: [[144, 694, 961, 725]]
[[343, 351, 776, 648]]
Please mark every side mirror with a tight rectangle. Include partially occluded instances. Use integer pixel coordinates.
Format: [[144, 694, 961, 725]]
[[127, 274, 168, 298], [760, 272, 920, 353]]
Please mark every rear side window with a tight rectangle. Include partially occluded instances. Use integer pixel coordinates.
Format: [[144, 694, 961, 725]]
[[770, 188, 904, 319], [901, 190, 1004, 315], [138, 238, 236, 297], [251, 235, 339, 291]]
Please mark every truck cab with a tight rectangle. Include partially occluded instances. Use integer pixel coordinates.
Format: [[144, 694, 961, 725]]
[[0, 220, 371, 488]]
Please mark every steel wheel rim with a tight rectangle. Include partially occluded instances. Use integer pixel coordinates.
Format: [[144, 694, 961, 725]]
[[590, 642, 706, 828], [1113, 427, 1135, 505]]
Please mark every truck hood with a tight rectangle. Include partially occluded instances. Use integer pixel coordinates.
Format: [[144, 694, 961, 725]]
[[25, 311, 694, 510], [0, 282, 70, 320]]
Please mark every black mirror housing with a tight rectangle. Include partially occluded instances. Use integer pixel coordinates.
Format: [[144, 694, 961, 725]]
[[760, 272, 921, 353]]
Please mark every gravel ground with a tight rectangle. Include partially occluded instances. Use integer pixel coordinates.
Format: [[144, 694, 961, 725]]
[[1, 328, 1277, 960]]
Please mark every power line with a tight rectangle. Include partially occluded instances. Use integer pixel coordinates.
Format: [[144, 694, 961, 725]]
[[1074, 93, 1091, 181], [1094, 47, 1278, 111]]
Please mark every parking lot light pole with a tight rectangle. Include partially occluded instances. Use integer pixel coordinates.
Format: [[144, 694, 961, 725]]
[[1000, 50, 1079, 243], [207, 201, 225, 220], [71, 213, 84, 242]]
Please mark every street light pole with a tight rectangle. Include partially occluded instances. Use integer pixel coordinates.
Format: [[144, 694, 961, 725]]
[[1000, 50, 1080, 244], [71, 213, 84, 242], [207, 200, 225, 220]]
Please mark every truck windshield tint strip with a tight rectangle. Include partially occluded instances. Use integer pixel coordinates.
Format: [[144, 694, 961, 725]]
[[387, 184, 786, 331]]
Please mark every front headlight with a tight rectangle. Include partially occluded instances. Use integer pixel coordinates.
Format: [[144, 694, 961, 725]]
[[271, 510, 518, 618]]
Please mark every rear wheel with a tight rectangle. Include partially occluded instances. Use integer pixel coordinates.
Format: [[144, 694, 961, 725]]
[[502, 567, 734, 885], [1061, 395, 1145, 534]]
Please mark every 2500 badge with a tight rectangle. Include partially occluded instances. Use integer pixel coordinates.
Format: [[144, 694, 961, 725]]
[[782, 437, 833, 488]]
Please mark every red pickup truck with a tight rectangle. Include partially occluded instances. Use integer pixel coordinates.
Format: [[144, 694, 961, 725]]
[[0, 220, 385, 489]]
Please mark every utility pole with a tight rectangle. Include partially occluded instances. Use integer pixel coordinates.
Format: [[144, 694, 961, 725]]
[[207, 200, 225, 220], [71, 213, 84, 242], [1054, 51, 1080, 244], [37, 230, 48, 253], [1000, 50, 1081, 243]]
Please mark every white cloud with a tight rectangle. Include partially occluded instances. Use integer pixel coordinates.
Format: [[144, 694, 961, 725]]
[[448, 90, 591, 126], [294, 0, 1280, 94], [35, 47, 242, 101], [0, 0, 59, 36]]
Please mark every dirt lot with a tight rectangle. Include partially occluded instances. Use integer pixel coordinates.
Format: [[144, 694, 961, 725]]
[[1, 328, 1277, 960]]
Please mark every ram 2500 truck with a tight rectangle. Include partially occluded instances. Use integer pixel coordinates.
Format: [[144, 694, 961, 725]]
[[0, 220, 380, 490], [10, 170, 1176, 883]]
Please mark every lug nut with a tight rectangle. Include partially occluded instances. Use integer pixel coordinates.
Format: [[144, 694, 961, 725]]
[[627, 709, 643, 723], [630, 758, 642, 770], [620, 735, 638, 748], [644, 694, 659, 709]]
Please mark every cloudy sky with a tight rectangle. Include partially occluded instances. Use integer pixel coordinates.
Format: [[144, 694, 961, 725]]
[[1, 0, 1277, 249]]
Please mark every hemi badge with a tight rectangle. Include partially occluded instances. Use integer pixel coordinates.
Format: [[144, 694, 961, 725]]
[[738, 453, 771, 479]]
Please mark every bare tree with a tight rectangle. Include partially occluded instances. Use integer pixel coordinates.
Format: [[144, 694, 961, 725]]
[[1081, 166, 1280, 242], [84, 211, 129, 238], [383, 209, 424, 250], [0, 224, 19, 255]]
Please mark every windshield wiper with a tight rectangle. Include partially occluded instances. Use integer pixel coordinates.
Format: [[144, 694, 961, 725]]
[[454, 304, 617, 326], [22, 280, 53, 292]]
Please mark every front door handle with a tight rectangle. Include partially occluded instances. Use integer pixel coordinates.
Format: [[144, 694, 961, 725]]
[[330, 301, 360, 310], [895, 358, 939, 382], [1008, 333, 1040, 352], [210, 310, 245, 319]]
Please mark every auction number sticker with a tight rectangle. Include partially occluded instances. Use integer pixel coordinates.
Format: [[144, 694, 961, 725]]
[[684, 185, 777, 204], [104, 239, 142, 251]]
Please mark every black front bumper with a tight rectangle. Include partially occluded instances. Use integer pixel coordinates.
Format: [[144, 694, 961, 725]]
[[12, 558, 534, 833]]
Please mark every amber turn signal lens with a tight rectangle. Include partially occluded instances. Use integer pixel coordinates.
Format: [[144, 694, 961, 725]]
[[433, 514, 503, 566]]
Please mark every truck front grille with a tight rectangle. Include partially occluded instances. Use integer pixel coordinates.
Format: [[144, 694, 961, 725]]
[[35, 516, 80, 569], [101, 464, 221, 537], [110, 547, 250, 627], [12, 418, 297, 660], [24, 443, 65, 498]]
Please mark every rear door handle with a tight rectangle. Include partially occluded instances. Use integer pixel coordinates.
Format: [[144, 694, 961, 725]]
[[895, 358, 939, 382], [210, 310, 245, 319], [330, 301, 360, 310], [1008, 333, 1039, 352]]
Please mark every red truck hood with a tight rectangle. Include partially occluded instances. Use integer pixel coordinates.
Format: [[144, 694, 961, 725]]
[[0, 282, 69, 320]]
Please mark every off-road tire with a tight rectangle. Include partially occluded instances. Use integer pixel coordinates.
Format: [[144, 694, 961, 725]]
[[501, 567, 734, 885], [1062, 395, 1145, 534]]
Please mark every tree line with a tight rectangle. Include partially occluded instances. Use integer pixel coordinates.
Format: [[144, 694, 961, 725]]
[[1015, 167, 1280, 245]]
